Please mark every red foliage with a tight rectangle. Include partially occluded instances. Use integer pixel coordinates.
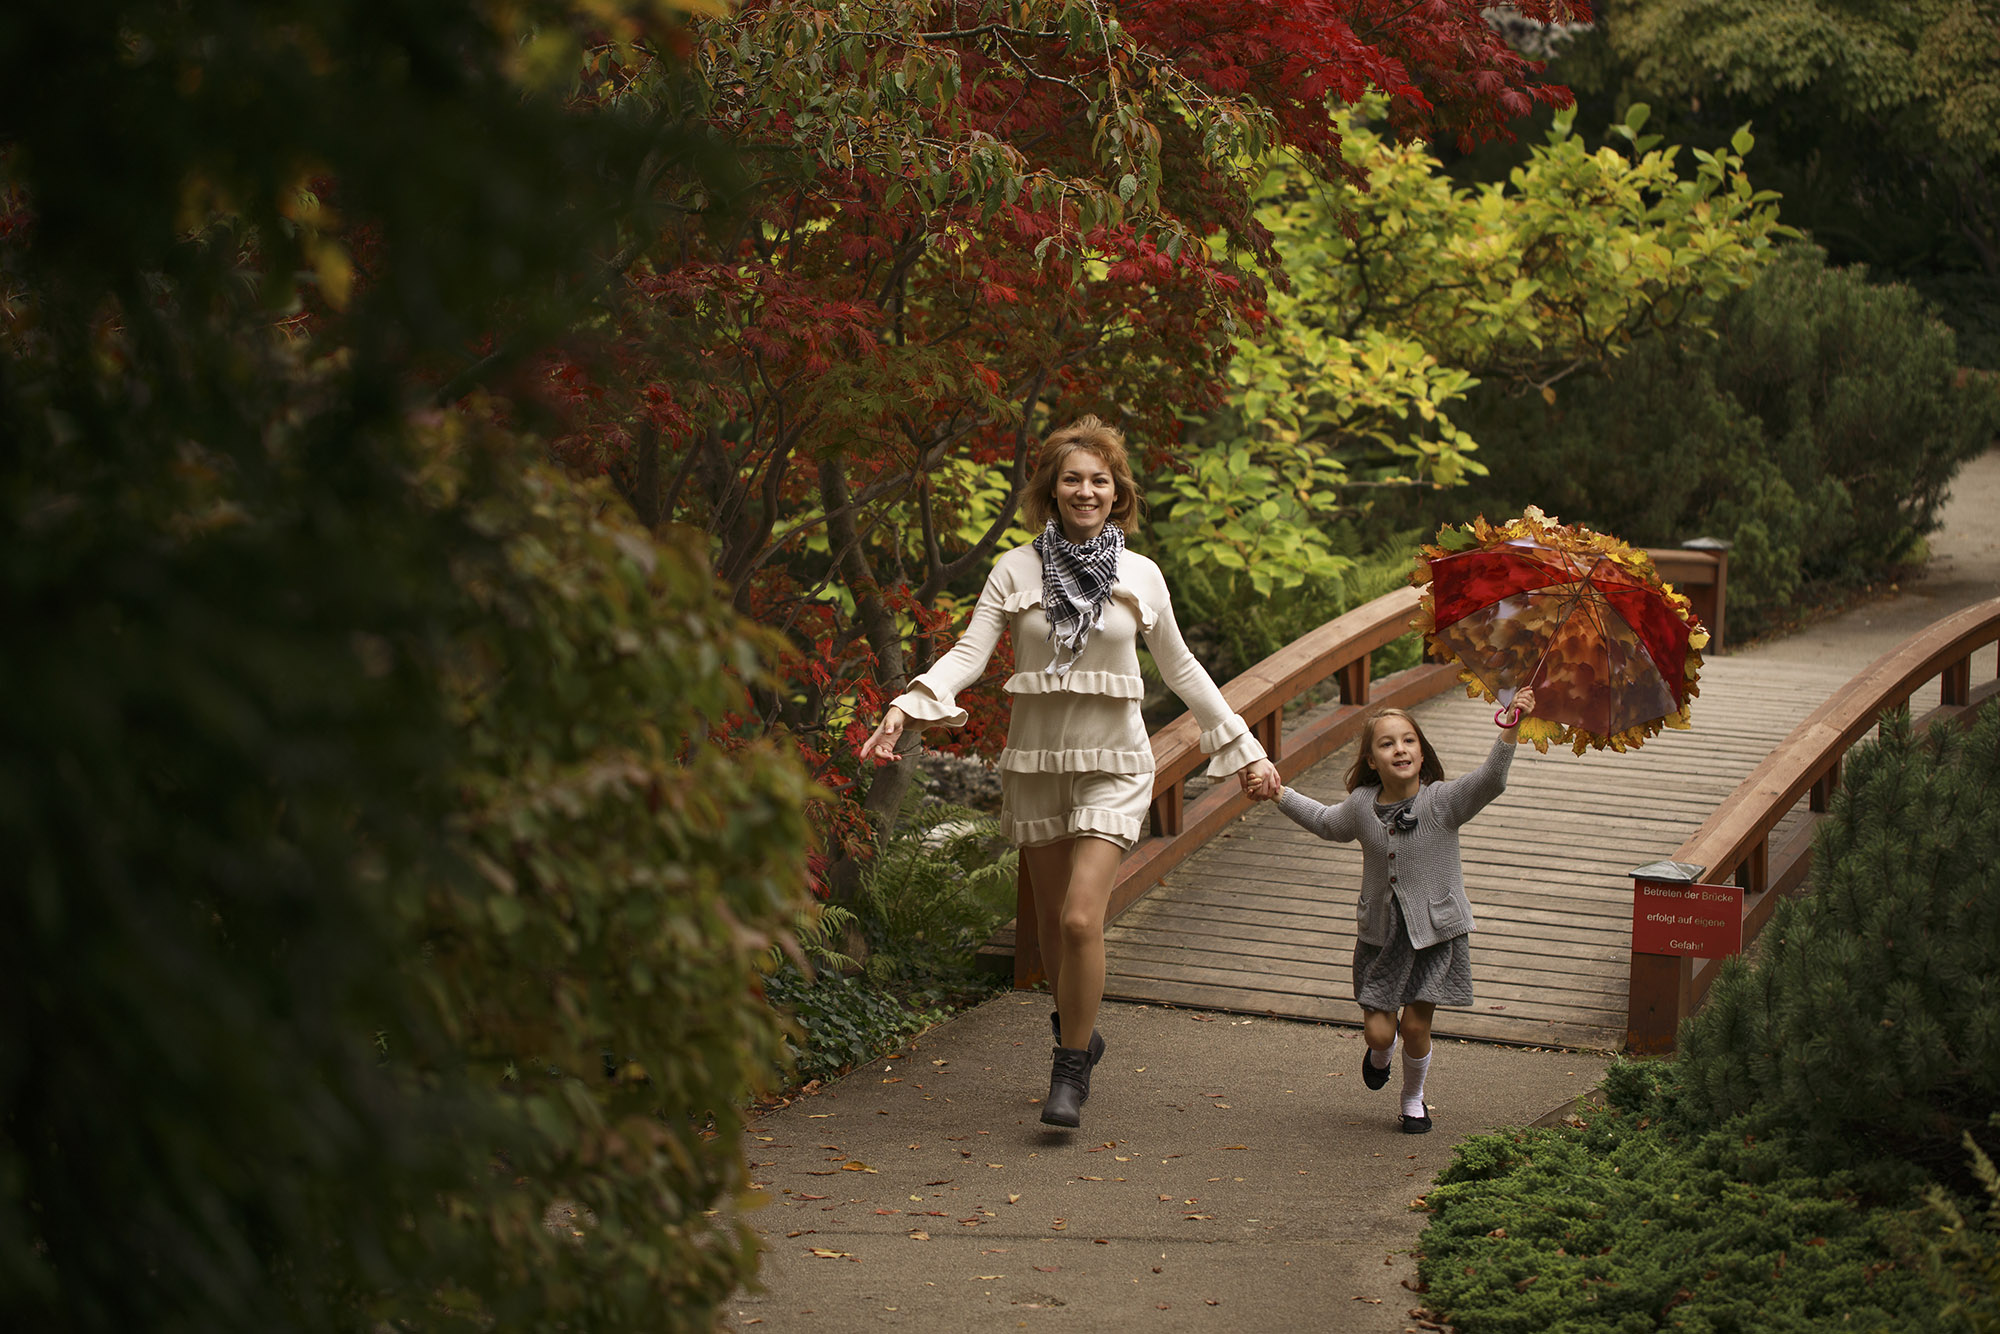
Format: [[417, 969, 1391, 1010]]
[[529, 0, 1587, 841]]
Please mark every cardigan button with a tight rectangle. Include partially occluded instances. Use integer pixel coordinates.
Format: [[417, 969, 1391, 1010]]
[[1389, 875, 1398, 884]]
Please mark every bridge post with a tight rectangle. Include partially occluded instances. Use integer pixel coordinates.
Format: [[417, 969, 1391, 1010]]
[[1809, 756, 1842, 813], [1627, 860, 1708, 1053], [1681, 537, 1731, 652], [1943, 654, 1971, 707], [1337, 653, 1370, 706]]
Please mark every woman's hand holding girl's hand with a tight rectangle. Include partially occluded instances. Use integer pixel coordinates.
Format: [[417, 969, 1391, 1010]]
[[1239, 757, 1281, 801], [857, 706, 909, 765]]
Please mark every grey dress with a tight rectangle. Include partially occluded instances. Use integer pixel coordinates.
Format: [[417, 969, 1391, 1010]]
[[1351, 796, 1475, 1009]]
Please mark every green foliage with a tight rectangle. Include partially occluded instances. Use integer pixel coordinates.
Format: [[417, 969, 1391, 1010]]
[[1899, 1125, 2000, 1333], [855, 801, 1019, 986], [1154, 531, 1427, 689], [1443, 246, 2000, 639], [765, 801, 1012, 1084], [1419, 1102, 1940, 1333], [1672, 702, 2000, 1184], [1155, 94, 1786, 607], [764, 971, 953, 1087], [1458, 7, 2000, 366], [2, 2, 816, 1330], [433, 449, 819, 1327]]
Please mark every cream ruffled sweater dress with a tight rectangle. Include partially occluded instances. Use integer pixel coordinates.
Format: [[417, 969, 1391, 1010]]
[[890, 544, 1266, 848]]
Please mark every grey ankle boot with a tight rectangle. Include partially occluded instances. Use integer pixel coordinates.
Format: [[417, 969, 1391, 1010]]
[[1040, 1046, 1092, 1128]]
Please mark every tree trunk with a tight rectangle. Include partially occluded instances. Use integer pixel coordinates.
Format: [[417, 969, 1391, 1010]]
[[820, 455, 916, 903]]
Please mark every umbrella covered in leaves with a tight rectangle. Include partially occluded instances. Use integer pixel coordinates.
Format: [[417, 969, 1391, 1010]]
[[1413, 508, 1710, 753]]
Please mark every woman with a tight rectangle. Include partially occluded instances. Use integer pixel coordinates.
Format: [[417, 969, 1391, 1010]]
[[857, 416, 1280, 1128]]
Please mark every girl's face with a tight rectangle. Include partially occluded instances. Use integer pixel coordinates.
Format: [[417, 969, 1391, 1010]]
[[1369, 718, 1423, 785], [1053, 449, 1117, 543]]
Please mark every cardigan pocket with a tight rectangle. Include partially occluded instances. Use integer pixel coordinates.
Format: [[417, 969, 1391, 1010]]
[[1426, 892, 1469, 937]]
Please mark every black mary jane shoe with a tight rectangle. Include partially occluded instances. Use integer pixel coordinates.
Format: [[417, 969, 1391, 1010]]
[[1361, 1048, 1391, 1091], [1400, 1111, 1433, 1135], [1040, 1046, 1092, 1128]]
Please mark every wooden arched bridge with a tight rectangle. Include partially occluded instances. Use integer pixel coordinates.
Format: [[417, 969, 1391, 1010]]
[[989, 548, 2000, 1054]]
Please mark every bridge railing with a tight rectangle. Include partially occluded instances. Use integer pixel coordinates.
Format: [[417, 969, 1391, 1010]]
[[1007, 541, 1732, 988], [1626, 595, 2000, 1052]]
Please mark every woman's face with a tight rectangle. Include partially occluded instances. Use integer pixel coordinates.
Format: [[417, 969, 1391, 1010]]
[[1053, 449, 1117, 543]]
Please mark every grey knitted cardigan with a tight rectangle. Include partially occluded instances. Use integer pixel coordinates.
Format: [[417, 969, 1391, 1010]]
[[1276, 733, 1515, 950]]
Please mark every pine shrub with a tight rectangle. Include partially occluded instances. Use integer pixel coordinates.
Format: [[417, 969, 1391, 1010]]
[[1674, 702, 2000, 1186], [1418, 1104, 1937, 1333]]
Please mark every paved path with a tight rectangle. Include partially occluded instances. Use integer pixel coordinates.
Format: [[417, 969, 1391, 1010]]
[[728, 447, 2000, 1333]]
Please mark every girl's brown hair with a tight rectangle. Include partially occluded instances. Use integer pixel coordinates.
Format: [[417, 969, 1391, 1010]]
[[1020, 415, 1142, 533], [1345, 707, 1447, 791]]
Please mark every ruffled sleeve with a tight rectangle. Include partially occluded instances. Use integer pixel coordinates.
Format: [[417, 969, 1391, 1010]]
[[1132, 561, 1268, 778], [886, 563, 1014, 731]]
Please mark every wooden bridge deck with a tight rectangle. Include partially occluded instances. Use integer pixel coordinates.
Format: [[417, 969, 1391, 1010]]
[[1101, 653, 1948, 1051]]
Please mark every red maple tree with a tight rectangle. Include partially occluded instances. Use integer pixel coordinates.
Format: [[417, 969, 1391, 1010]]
[[533, 0, 1589, 864]]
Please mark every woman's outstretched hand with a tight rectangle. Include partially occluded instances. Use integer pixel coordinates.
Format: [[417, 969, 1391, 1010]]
[[1239, 757, 1281, 801], [857, 705, 909, 765]]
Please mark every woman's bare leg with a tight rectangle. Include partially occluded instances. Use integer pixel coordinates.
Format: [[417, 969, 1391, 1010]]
[[1022, 835, 1123, 1050], [1020, 840, 1075, 1000]]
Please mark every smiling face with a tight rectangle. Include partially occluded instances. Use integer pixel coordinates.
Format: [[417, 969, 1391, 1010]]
[[1368, 716, 1424, 792], [1053, 448, 1117, 543]]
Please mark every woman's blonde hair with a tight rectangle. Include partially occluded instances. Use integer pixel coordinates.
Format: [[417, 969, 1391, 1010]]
[[1020, 415, 1142, 533], [1345, 707, 1447, 791]]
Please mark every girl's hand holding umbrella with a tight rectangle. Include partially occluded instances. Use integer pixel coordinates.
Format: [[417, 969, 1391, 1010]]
[[857, 705, 909, 764], [1497, 686, 1538, 732]]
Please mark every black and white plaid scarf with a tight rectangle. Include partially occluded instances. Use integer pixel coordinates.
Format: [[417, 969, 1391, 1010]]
[[1033, 518, 1124, 676]]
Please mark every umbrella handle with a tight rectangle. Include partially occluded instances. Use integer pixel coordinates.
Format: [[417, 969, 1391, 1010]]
[[1494, 704, 1523, 729]]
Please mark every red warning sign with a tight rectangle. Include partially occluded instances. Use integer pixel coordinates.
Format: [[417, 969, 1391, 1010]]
[[1631, 879, 1743, 958]]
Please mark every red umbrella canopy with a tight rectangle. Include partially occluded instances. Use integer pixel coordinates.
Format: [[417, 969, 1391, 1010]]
[[1413, 509, 1710, 754]]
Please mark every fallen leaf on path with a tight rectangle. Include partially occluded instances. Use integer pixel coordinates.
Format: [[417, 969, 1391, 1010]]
[[1221, 1145, 1247, 1151], [1035, 1265, 1060, 1273], [1352, 1296, 1382, 1303], [808, 1248, 853, 1259], [1007, 1194, 1020, 1204], [841, 1161, 877, 1173], [908, 1231, 930, 1241], [797, 1194, 829, 1201]]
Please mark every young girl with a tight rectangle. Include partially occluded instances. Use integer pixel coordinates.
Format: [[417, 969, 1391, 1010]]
[[1259, 690, 1536, 1133], [856, 417, 1279, 1129]]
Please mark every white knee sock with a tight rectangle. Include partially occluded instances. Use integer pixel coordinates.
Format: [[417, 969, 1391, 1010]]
[[1368, 1042, 1393, 1070], [1401, 1051, 1431, 1118]]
